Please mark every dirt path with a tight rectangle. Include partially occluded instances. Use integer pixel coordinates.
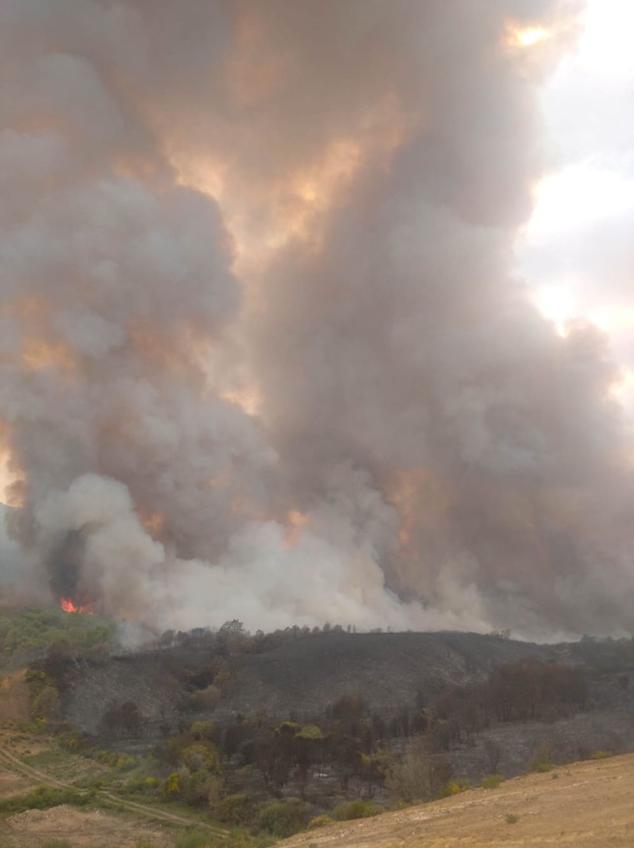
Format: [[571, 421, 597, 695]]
[[280, 753, 634, 848], [0, 744, 229, 838]]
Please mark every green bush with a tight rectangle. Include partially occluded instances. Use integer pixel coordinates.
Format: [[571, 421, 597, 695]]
[[96, 748, 135, 768], [180, 742, 220, 772], [295, 723, 324, 740], [591, 750, 613, 760], [183, 769, 217, 806], [0, 785, 91, 814], [124, 774, 160, 795], [256, 798, 309, 837], [0, 608, 114, 660], [505, 813, 519, 824], [481, 774, 504, 789], [42, 841, 72, 848], [216, 793, 256, 826], [162, 771, 184, 798], [331, 799, 381, 821]]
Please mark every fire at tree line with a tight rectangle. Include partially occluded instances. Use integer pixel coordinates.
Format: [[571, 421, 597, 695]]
[[2, 607, 634, 841]]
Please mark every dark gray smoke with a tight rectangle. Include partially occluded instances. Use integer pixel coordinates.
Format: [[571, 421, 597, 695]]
[[2, 0, 632, 638]]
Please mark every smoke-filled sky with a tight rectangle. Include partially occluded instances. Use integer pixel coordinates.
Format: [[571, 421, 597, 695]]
[[1, 0, 633, 639]]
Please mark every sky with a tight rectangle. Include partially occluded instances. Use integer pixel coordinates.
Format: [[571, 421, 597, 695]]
[[520, 0, 634, 410]]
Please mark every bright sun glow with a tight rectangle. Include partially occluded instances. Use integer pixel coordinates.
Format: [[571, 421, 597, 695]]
[[514, 26, 550, 47], [533, 285, 577, 335], [528, 165, 634, 239]]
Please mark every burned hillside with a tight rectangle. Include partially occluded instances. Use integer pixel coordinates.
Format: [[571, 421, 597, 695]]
[[3, 619, 631, 835]]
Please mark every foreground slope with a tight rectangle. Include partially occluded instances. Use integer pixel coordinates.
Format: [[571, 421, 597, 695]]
[[280, 753, 634, 847]]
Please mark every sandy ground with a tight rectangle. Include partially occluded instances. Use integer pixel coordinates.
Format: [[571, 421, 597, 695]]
[[280, 753, 634, 848], [0, 769, 29, 800], [0, 803, 174, 847]]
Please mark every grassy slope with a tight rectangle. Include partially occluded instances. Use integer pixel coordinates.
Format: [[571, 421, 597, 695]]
[[280, 753, 634, 848], [0, 726, 246, 847], [0, 607, 115, 666]]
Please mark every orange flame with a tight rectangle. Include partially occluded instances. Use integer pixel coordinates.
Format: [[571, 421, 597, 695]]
[[138, 508, 166, 539], [59, 597, 94, 614]]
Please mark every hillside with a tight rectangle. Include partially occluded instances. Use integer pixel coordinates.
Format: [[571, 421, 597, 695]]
[[280, 752, 634, 847], [62, 631, 555, 736], [4, 616, 634, 843]]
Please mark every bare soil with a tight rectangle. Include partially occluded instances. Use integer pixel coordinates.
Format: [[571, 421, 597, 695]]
[[280, 752, 634, 847], [1, 803, 173, 847], [0, 770, 28, 800]]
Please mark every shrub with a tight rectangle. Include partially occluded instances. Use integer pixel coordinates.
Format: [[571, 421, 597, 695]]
[[190, 720, 218, 741], [331, 799, 381, 821], [256, 798, 309, 837], [481, 774, 504, 789], [123, 775, 160, 795], [162, 771, 184, 798], [42, 842, 72, 848], [439, 781, 469, 798], [0, 786, 91, 814], [175, 832, 215, 848], [190, 684, 222, 710], [295, 724, 324, 740], [505, 813, 519, 824], [385, 742, 452, 803], [59, 732, 85, 752], [308, 815, 334, 829], [591, 750, 613, 760], [215, 793, 255, 826], [180, 742, 220, 772], [182, 769, 217, 806]]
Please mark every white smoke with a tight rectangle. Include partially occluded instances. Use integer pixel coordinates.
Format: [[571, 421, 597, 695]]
[[2, 0, 633, 638]]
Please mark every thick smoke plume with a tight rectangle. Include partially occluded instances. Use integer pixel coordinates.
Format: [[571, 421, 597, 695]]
[[1, 0, 632, 638]]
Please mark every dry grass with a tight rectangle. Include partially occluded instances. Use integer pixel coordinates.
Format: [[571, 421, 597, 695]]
[[0, 673, 30, 724], [280, 753, 634, 847], [1, 803, 173, 847]]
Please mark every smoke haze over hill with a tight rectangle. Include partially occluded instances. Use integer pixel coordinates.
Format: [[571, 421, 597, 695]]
[[1, 0, 633, 638]]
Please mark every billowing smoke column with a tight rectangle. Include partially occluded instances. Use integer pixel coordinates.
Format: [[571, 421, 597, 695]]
[[1, 0, 632, 638]]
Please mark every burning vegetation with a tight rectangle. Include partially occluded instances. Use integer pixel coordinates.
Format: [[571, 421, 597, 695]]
[[59, 597, 93, 615]]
